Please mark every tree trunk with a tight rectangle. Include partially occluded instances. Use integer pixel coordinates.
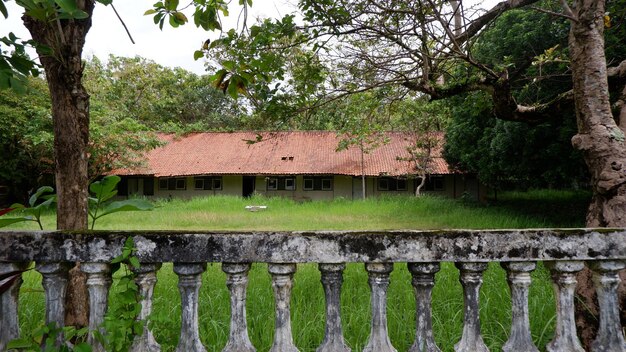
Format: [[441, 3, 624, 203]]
[[415, 175, 426, 197], [568, 0, 626, 347], [361, 147, 366, 199], [22, 2, 95, 328]]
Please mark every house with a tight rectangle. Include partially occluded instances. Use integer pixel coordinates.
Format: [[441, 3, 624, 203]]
[[114, 131, 487, 201]]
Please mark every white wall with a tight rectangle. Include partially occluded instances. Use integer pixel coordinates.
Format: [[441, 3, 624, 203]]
[[123, 174, 484, 201]]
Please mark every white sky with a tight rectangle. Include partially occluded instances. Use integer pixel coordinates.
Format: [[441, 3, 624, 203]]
[[1, 0, 295, 75], [1, 0, 497, 76]]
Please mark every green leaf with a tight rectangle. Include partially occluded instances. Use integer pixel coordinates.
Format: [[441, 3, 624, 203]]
[[70, 9, 89, 19], [8, 76, 26, 94], [98, 199, 154, 218], [222, 60, 236, 71], [164, 0, 179, 11], [55, 0, 78, 13], [73, 343, 93, 352], [7, 55, 35, 76], [193, 50, 204, 60], [174, 11, 188, 24], [227, 75, 240, 99], [211, 69, 229, 87], [89, 175, 121, 203], [0, 2, 8, 19], [0, 217, 29, 228], [169, 14, 179, 28], [28, 186, 54, 207], [6, 338, 34, 349], [144, 9, 157, 15], [128, 256, 140, 269]]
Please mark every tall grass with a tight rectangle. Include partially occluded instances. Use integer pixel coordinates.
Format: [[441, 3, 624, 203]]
[[12, 190, 589, 351], [9, 190, 590, 231]]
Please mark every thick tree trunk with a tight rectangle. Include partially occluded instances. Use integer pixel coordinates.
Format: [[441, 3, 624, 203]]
[[568, 0, 626, 348], [22, 2, 95, 328]]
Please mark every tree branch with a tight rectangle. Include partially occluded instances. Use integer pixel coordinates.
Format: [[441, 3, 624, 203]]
[[608, 59, 626, 80], [494, 88, 574, 124], [454, 0, 541, 45], [529, 6, 578, 22], [111, 4, 135, 44]]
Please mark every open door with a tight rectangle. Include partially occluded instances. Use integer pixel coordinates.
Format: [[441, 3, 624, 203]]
[[242, 176, 255, 198]]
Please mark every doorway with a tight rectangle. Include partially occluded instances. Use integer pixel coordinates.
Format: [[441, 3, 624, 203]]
[[242, 176, 256, 198]]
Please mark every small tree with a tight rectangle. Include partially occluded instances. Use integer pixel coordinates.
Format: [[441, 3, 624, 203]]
[[391, 99, 448, 197], [335, 93, 389, 199]]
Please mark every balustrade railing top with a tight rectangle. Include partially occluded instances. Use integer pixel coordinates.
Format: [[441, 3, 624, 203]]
[[0, 229, 625, 263], [1, 229, 625, 352]]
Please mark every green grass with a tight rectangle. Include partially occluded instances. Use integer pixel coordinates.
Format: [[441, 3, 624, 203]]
[[9, 190, 590, 231], [11, 190, 589, 351]]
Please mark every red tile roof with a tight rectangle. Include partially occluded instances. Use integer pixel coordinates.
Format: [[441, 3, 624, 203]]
[[117, 131, 452, 177]]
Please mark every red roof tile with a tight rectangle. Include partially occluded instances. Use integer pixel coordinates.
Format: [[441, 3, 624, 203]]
[[116, 131, 451, 177]]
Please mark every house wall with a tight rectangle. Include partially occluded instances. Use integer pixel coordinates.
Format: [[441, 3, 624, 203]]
[[119, 174, 486, 201], [223, 176, 243, 196], [258, 175, 342, 201], [334, 176, 353, 199]]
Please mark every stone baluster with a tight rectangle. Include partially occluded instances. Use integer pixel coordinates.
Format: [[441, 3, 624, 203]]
[[174, 263, 207, 352], [268, 263, 299, 352], [0, 262, 29, 351], [36, 262, 71, 345], [82, 263, 112, 352], [317, 263, 351, 352], [454, 262, 489, 352], [222, 263, 255, 352], [589, 261, 626, 352], [131, 263, 162, 352], [363, 263, 397, 352], [546, 261, 585, 352], [501, 262, 538, 352], [407, 262, 441, 352]]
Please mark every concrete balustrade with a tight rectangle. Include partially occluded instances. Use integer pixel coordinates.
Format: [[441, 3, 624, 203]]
[[0, 229, 625, 351]]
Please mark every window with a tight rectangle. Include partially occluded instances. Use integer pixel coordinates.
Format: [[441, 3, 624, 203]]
[[266, 177, 296, 191], [267, 178, 278, 190], [377, 177, 407, 191], [193, 176, 223, 190], [303, 176, 333, 191], [424, 176, 445, 191], [158, 177, 187, 191]]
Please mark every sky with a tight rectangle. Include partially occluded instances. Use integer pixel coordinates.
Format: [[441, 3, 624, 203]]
[[2, 0, 294, 75], [2, 0, 497, 76]]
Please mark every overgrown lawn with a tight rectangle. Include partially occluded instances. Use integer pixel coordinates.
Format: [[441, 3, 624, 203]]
[[12, 190, 589, 231]]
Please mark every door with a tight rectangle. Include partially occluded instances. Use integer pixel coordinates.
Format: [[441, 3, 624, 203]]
[[352, 177, 364, 200], [242, 176, 256, 198]]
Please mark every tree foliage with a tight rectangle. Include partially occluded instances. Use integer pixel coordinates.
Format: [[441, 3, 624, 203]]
[[444, 92, 586, 190], [0, 77, 54, 204], [84, 55, 244, 131], [0, 54, 248, 204]]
